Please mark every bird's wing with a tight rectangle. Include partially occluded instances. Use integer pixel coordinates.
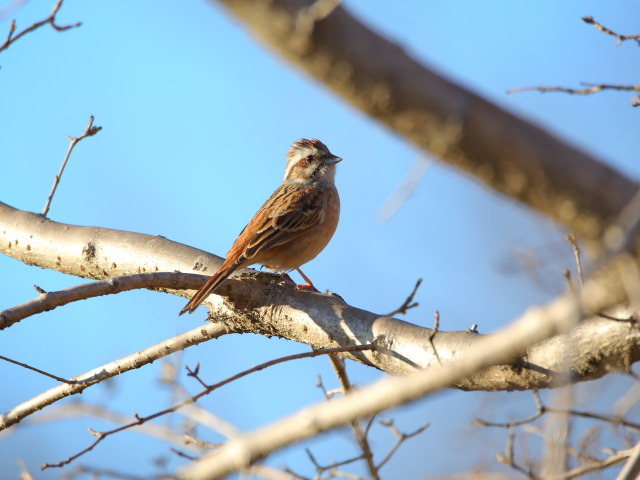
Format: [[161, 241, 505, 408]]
[[232, 183, 324, 263]]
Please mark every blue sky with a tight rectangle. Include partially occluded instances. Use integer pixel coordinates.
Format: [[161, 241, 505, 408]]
[[0, 1, 638, 478]]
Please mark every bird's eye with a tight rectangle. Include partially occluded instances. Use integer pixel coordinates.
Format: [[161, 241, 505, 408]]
[[304, 155, 314, 163]]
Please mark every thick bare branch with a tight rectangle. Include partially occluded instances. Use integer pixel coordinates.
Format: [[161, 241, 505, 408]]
[[1, 200, 639, 392]]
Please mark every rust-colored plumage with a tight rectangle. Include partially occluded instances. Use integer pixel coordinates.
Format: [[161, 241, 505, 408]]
[[179, 139, 341, 315]]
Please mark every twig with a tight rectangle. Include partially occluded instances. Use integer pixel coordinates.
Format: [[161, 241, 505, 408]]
[[616, 442, 640, 480], [0, 322, 229, 432], [42, 116, 102, 216], [428, 310, 441, 364], [551, 447, 633, 479], [0, 354, 82, 384], [507, 83, 640, 96], [384, 278, 422, 317], [0, 271, 208, 330], [0, 0, 81, 53], [474, 390, 545, 428], [327, 355, 380, 480], [565, 233, 584, 288], [474, 390, 640, 431], [497, 428, 540, 479], [376, 418, 430, 471], [582, 16, 640, 47], [41, 344, 375, 470]]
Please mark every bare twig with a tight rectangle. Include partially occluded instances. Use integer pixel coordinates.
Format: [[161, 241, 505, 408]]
[[474, 390, 640, 431], [384, 278, 422, 317], [41, 345, 374, 470], [376, 418, 429, 470], [0, 0, 81, 53], [616, 442, 640, 480], [474, 390, 545, 428], [497, 428, 540, 479], [565, 233, 584, 288], [507, 83, 640, 96], [327, 355, 380, 480], [42, 116, 102, 216], [0, 354, 82, 384], [582, 16, 640, 46], [554, 447, 633, 479], [0, 322, 229, 432], [0, 272, 207, 330], [428, 310, 441, 364]]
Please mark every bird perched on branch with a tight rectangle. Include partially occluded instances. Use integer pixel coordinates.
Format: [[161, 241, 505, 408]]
[[180, 138, 342, 315]]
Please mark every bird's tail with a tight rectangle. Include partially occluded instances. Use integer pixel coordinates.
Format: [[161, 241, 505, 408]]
[[179, 262, 238, 315]]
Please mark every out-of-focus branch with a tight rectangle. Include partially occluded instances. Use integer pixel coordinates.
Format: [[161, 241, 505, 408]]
[[177, 280, 594, 480], [39, 345, 374, 470], [0, 323, 229, 431], [582, 16, 640, 46], [0, 0, 80, 54], [209, 0, 639, 251], [508, 83, 640, 107]]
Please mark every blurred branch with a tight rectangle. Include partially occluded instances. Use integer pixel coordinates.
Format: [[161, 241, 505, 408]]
[[0, 0, 80, 54], [40, 345, 374, 470], [508, 83, 640, 96], [42, 116, 102, 216], [507, 83, 640, 107], [209, 0, 639, 250], [0, 323, 229, 431], [582, 16, 640, 46], [327, 355, 379, 480]]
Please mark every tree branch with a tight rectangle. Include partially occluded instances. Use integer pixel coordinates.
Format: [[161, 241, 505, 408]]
[[0, 322, 229, 431], [208, 0, 639, 250], [0, 0, 80, 54], [2, 200, 639, 393]]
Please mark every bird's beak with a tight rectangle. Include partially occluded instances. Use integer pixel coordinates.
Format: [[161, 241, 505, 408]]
[[325, 154, 342, 165]]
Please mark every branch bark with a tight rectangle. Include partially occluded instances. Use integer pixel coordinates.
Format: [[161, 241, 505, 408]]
[[2, 200, 639, 396]]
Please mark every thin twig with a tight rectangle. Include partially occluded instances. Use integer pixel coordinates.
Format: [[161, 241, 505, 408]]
[[43, 116, 102, 216], [0, 271, 207, 330], [327, 355, 380, 480], [41, 344, 375, 470], [376, 418, 430, 470], [384, 278, 422, 317], [507, 83, 640, 96], [0, 355, 83, 384], [565, 233, 584, 288], [473, 390, 545, 428], [428, 310, 441, 364], [0, 0, 81, 53], [582, 16, 640, 46]]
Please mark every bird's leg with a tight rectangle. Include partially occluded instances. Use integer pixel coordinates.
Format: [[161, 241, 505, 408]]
[[263, 265, 318, 291], [294, 267, 318, 291]]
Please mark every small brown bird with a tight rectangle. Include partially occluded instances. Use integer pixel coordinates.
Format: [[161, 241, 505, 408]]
[[179, 138, 342, 315]]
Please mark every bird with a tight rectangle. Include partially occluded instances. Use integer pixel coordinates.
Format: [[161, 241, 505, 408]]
[[179, 138, 342, 315]]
